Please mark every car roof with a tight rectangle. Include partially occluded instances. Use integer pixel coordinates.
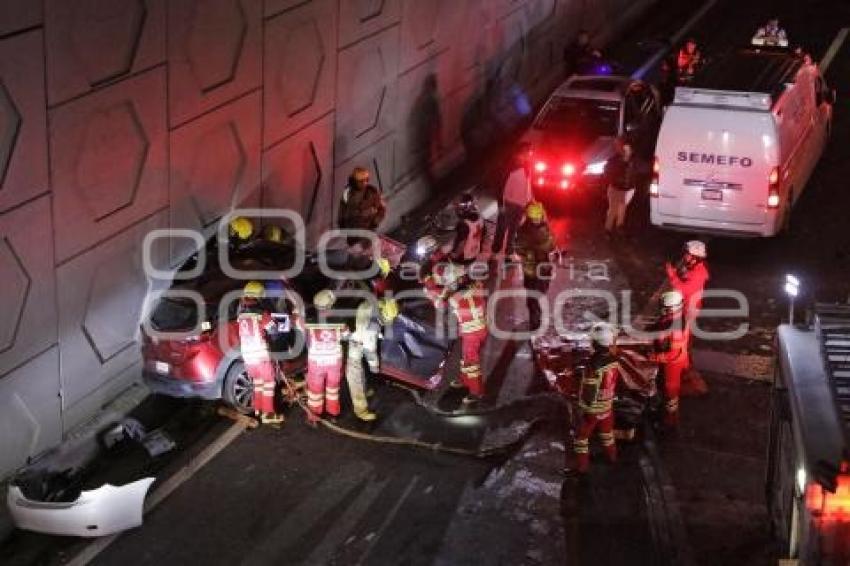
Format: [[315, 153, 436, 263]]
[[552, 75, 635, 101]]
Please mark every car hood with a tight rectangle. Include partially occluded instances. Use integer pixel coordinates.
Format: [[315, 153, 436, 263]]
[[522, 130, 617, 168]]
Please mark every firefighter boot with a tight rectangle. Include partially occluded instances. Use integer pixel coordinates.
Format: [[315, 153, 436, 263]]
[[600, 432, 617, 464], [355, 409, 377, 422], [573, 438, 590, 473]]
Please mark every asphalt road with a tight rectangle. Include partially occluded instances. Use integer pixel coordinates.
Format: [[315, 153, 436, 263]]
[[6, 1, 850, 565]]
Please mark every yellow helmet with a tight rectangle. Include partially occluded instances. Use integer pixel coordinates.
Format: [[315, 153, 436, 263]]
[[313, 289, 336, 310], [243, 280, 264, 298], [229, 216, 254, 241], [262, 224, 284, 243], [376, 257, 391, 278], [378, 299, 399, 323], [526, 201, 546, 223]]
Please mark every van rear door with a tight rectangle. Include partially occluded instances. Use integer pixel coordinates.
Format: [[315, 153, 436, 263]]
[[657, 105, 777, 226]]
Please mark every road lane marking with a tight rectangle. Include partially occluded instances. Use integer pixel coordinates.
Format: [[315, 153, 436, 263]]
[[820, 27, 850, 73], [242, 461, 375, 565], [354, 475, 420, 566], [67, 420, 248, 566], [632, 0, 720, 80], [303, 476, 389, 566]]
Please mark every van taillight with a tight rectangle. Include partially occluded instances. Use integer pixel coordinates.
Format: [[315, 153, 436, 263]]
[[767, 166, 780, 209], [649, 156, 660, 197]]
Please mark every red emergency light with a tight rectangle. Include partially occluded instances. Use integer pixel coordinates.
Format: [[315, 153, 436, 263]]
[[767, 166, 780, 208]]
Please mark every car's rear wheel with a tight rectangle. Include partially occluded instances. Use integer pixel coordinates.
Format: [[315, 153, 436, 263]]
[[222, 360, 253, 414]]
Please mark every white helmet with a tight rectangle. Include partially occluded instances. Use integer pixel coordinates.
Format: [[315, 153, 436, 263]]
[[313, 289, 336, 310], [685, 240, 707, 259], [416, 235, 438, 257], [589, 322, 616, 347], [661, 290, 684, 314]]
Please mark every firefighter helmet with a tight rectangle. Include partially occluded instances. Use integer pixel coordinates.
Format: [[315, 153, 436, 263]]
[[684, 240, 707, 259], [526, 201, 546, 223], [416, 235, 438, 257], [376, 257, 391, 278], [313, 290, 336, 310], [352, 166, 370, 184], [378, 298, 399, 324], [243, 280, 264, 298], [262, 224, 284, 243], [661, 290, 685, 314], [229, 216, 254, 241], [589, 322, 616, 347]]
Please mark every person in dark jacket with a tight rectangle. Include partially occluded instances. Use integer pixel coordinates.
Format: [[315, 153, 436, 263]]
[[603, 139, 640, 237], [563, 30, 600, 77], [338, 167, 387, 252]]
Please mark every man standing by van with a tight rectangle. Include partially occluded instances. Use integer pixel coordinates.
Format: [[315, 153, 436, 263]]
[[493, 148, 532, 258], [603, 139, 640, 237]]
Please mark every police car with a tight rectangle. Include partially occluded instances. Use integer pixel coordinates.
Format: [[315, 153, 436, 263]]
[[651, 46, 834, 237], [520, 75, 661, 195]]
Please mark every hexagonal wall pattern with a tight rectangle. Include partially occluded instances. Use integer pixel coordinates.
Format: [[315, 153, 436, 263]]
[[70, 0, 147, 87], [169, 91, 261, 265], [0, 32, 48, 214], [81, 251, 148, 363], [335, 26, 399, 163], [399, 0, 444, 72], [338, 0, 399, 47], [57, 211, 166, 411], [0, 196, 57, 377], [0, 0, 42, 37], [46, 0, 166, 106], [0, 238, 29, 354], [0, 348, 61, 479], [50, 68, 167, 263], [187, 123, 246, 226], [169, 0, 261, 126], [263, 0, 336, 147], [186, 0, 246, 93], [281, 23, 324, 117], [0, 82, 21, 190], [75, 102, 149, 222], [262, 113, 333, 247]]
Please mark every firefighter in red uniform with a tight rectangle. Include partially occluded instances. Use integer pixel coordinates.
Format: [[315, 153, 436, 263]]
[[304, 290, 348, 421], [649, 291, 690, 429], [423, 262, 488, 404], [666, 240, 709, 324], [237, 281, 284, 425], [572, 323, 624, 474], [450, 192, 485, 265]]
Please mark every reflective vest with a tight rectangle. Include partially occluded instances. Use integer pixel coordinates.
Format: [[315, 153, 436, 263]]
[[579, 351, 620, 415], [305, 323, 346, 364], [448, 283, 487, 334], [238, 310, 273, 363]]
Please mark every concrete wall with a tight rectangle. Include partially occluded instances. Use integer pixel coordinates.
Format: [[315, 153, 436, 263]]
[[0, 0, 654, 477]]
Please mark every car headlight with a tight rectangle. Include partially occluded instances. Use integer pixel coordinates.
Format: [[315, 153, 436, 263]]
[[584, 160, 606, 175]]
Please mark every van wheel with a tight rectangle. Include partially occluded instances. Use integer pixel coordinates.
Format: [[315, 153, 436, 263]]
[[222, 360, 253, 414]]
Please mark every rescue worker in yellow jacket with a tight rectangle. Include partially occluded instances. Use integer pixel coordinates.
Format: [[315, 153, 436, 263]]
[[515, 201, 557, 331], [346, 298, 399, 421]]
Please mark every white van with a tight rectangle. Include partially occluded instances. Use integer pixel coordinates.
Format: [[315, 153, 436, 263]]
[[650, 47, 833, 237]]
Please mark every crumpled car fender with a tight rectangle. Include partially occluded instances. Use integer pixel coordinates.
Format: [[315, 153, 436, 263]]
[[7, 477, 155, 537]]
